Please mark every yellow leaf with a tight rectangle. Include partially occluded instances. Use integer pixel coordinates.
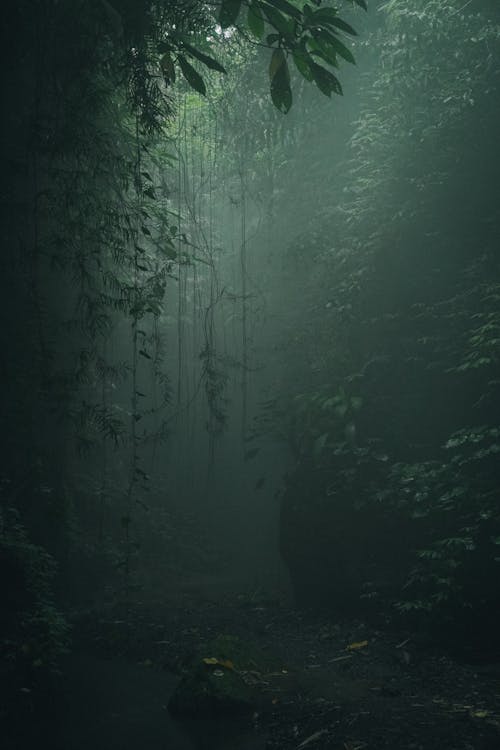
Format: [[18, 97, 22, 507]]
[[203, 657, 219, 665], [346, 640, 368, 651], [471, 710, 489, 719], [202, 657, 234, 669]]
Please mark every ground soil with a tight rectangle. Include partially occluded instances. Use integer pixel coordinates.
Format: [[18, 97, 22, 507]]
[[65, 586, 500, 750]]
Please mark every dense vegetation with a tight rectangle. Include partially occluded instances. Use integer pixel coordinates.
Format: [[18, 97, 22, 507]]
[[275, 0, 500, 636], [1, 0, 499, 746]]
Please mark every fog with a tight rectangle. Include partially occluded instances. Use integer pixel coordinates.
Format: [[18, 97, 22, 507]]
[[2, 1, 500, 749]]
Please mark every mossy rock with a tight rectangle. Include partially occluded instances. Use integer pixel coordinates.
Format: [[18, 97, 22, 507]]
[[168, 634, 283, 717]]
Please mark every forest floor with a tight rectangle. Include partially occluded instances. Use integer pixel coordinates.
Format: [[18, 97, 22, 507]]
[[63, 584, 500, 750]]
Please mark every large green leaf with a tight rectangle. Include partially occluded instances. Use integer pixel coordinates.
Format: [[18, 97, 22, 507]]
[[178, 55, 206, 95], [269, 48, 292, 113], [323, 16, 357, 36], [292, 48, 314, 81], [311, 29, 355, 65], [308, 33, 339, 67], [247, 2, 265, 39], [303, 4, 314, 22], [326, 33, 356, 64], [219, 0, 242, 28], [262, 5, 294, 39], [269, 46, 286, 78], [182, 42, 226, 73], [311, 7, 341, 25], [264, 0, 302, 21], [310, 61, 343, 96], [304, 5, 359, 36]]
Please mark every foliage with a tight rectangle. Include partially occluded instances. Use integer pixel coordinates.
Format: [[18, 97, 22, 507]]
[[95, 0, 364, 116], [0, 506, 69, 695], [2, 0, 499, 671], [153, 0, 364, 112], [267, 0, 500, 626]]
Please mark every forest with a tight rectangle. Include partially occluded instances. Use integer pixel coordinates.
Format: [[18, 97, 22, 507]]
[[1, 0, 500, 748]]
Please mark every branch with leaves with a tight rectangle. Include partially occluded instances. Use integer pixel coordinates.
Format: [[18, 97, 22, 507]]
[[154, 0, 366, 112]]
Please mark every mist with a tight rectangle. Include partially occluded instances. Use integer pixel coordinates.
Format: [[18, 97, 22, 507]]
[[2, 1, 500, 749]]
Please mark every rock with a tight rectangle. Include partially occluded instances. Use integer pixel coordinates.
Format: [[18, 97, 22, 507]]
[[168, 634, 282, 717]]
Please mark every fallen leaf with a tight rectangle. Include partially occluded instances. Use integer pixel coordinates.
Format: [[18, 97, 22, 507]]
[[329, 655, 353, 663], [297, 729, 329, 749], [203, 657, 234, 669], [346, 640, 368, 651], [395, 638, 410, 649]]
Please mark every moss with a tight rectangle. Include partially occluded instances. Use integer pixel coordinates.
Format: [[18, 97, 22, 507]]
[[168, 634, 282, 717]]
